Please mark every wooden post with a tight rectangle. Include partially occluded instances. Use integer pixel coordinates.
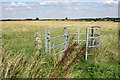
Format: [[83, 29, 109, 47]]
[[34, 32, 42, 55], [91, 27, 95, 46]]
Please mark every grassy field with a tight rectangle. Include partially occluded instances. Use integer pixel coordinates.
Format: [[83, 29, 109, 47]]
[[1, 21, 119, 78]]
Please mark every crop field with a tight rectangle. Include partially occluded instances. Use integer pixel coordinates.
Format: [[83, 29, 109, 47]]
[[1, 21, 120, 78]]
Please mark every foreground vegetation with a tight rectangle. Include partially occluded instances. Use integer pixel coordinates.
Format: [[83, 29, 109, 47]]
[[1, 21, 119, 78]]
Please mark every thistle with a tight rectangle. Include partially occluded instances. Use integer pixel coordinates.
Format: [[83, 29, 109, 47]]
[[48, 42, 78, 77], [55, 45, 86, 78]]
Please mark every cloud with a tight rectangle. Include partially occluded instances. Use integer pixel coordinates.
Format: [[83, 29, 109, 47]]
[[2, 1, 118, 19], [39, 1, 81, 10], [17, 2, 28, 6], [39, 1, 73, 6], [27, 6, 32, 9], [6, 7, 13, 10], [102, 0, 118, 6], [39, 1, 99, 10], [5, 2, 33, 11], [9, 2, 28, 7], [9, 2, 17, 7]]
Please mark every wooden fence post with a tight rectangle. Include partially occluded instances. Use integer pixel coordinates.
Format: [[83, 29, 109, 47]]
[[91, 27, 95, 46], [34, 32, 42, 55]]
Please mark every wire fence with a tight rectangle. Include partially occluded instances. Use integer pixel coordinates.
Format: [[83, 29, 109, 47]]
[[1, 26, 101, 60]]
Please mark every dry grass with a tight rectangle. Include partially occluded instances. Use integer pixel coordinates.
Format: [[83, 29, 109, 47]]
[[2, 21, 118, 31], [0, 21, 119, 78]]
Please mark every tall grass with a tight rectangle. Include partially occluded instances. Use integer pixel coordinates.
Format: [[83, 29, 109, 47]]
[[2, 49, 62, 78], [1, 21, 119, 78]]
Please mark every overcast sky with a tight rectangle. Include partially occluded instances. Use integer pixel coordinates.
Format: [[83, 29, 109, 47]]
[[1, 0, 119, 19]]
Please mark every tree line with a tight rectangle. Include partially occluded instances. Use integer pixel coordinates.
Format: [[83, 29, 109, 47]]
[[1, 17, 120, 22]]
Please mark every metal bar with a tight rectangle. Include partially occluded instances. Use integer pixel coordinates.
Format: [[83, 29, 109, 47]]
[[51, 43, 65, 49], [85, 34, 100, 36], [85, 28, 89, 60], [3, 36, 35, 39], [66, 26, 91, 28], [88, 45, 100, 48], [89, 28, 101, 29], [90, 26, 101, 29], [50, 35, 64, 39], [89, 36, 100, 39], [73, 40, 86, 42], [87, 54, 93, 55], [69, 33, 86, 35], [49, 27, 65, 30], [91, 34, 100, 36]]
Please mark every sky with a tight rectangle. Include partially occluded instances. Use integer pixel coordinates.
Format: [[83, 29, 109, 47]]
[[1, 0, 119, 19]]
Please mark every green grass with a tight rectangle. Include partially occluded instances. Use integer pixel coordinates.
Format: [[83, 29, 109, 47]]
[[1, 21, 119, 78]]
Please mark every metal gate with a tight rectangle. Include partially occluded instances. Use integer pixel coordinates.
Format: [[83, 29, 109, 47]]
[[45, 26, 101, 60]]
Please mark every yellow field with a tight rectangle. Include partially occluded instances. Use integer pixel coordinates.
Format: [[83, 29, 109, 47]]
[[1, 21, 118, 32]]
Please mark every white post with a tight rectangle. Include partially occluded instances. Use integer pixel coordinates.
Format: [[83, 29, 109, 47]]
[[78, 27, 80, 43], [64, 27, 68, 50], [47, 29, 51, 53], [45, 29, 48, 53], [85, 28, 89, 60]]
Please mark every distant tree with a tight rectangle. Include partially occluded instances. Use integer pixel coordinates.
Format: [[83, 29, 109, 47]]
[[25, 19, 33, 20], [65, 17, 68, 20], [35, 17, 39, 20]]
